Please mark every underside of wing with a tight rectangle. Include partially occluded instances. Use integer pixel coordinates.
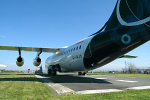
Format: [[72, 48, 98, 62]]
[[0, 46, 60, 53], [0, 46, 61, 67]]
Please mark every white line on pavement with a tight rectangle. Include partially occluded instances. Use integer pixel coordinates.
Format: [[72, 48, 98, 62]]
[[95, 78, 108, 79], [116, 80, 138, 83], [127, 86, 150, 90], [76, 89, 123, 94]]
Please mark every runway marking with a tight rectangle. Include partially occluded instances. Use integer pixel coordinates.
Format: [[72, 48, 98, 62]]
[[76, 86, 150, 94], [76, 89, 123, 94], [95, 78, 107, 79], [127, 86, 150, 90], [116, 80, 138, 83]]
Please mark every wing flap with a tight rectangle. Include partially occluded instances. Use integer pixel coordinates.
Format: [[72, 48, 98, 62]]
[[0, 46, 60, 53]]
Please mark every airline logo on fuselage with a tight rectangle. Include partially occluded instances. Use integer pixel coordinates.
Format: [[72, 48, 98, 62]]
[[117, 0, 150, 27]]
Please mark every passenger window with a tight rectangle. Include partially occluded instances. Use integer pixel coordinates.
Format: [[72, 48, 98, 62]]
[[74, 48, 75, 51], [79, 45, 81, 49], [76, 46, 78, 50]]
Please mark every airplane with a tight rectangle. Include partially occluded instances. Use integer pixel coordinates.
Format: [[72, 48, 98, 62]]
[[0, 64, 8, 67], [0, 0, 150, 76]]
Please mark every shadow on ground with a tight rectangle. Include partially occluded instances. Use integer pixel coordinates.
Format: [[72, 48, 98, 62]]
[[0, 74, 31, 75], [0, 73, 111, 84], [0, 73, 44, 83], [0, 77, 45, 83], [39, 74, 111, 84]]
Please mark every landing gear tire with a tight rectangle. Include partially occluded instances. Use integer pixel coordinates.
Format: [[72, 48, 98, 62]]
[[82, 72, 86, 75], [51, 70, 57, 76], [48, 69, 57, 76], [78, 72, 82, 75], [78, 72, 86, 76], [48, 69, 52, 76]]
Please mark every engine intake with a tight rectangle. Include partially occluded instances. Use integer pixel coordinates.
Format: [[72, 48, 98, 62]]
[[33, 57, 41, 66], [16, 57, 24, 67]]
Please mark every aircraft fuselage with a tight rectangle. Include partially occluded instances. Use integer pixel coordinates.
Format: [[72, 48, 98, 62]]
[[45, 0, 150, 74], [45, 25, 148, 73]]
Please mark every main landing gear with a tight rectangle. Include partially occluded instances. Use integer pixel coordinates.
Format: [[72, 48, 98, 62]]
[[48, 64, 61, 76], [48, 69, 57, 76], [78, 72, 86, 75]]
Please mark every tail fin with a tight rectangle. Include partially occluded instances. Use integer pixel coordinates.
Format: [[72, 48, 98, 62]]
[[105, 0, 150, 30]]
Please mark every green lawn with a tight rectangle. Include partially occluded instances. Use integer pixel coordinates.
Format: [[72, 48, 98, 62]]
[[87, 72, 150, 78], [0, 71, 150, 100]]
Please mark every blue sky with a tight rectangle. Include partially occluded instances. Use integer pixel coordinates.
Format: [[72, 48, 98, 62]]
[[0, 0, 150, 72]]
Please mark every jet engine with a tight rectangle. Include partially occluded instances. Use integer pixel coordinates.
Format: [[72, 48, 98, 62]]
[[16, 56, 24, 67], [33, 57, 41, 66]]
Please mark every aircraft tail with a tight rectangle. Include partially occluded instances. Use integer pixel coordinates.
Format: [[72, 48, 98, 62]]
[[84, 0, 150, 70], [105, 0, 150, 30]]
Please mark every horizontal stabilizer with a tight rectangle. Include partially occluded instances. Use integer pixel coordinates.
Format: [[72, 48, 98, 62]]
[[119, 55, 137, 58], [0, 46, 60, 53]]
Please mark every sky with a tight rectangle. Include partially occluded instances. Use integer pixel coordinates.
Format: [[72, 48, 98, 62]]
[[0, 0, 150, 72]]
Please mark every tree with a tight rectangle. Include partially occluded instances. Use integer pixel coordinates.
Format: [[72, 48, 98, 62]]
[[128, 63, 137, 73]]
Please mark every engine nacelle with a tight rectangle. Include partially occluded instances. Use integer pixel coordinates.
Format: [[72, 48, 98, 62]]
[[16, 57, 24, 67], [33, 57, 41, 66]]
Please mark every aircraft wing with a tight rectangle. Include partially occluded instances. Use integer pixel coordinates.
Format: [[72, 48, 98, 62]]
[[119, 55, 137, 58], [0, 46, 60, 53]]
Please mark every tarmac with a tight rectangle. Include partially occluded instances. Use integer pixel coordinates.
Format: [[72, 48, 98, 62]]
[[34, 74, 150, 95]]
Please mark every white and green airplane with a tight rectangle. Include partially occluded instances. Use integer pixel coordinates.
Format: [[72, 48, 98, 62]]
[[0, 0, 150, 75]]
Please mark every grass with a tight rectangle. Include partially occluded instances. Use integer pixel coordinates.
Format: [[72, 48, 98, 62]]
[[60, 72, 150, 78], [86, 72, 150, 78], [0, 71, 150, 100], [0, 71, 59, 100]]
